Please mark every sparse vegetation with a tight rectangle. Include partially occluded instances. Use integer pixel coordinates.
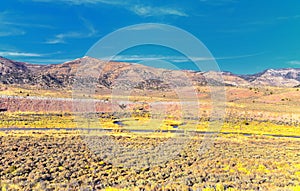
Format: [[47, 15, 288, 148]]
[[1, 85, 300, 190], [0, 131, 300, 190]]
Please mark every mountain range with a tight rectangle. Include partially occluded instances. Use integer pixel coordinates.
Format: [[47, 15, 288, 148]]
[[0, 56, 300, 90]]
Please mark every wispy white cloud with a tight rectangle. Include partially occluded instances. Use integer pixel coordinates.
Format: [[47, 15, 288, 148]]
[[287, 60, 300, 66], [45, 39, 65, 44], [0, 29, 26, 37], [79, 17, 97, 36], [226, 13, 300, 35], [45, 17, 98, 44], [45, 32, 83, 44], [102, 52, 263, 63], [125, 24, 170, 31], [0, 11, 53, 37], [0, 51, 42, 57], [214, 52, 264, 60], [0, 11, 52, 36], [30, 0, 124, 5], [277, 15, 300, 20], [30, 0, 187, 17], [2, 21, 52, 28], [244, 14, 300, 29], [130, 5, 187, 17], [218, 28, 258, 34], [23, 58, 75, 64], [199, 0, 238, 6], [0, 49, 75, 64], [0, 12, 26, 37]]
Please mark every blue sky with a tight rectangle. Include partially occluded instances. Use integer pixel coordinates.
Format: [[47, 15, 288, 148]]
[[1, 0, 300, 74]]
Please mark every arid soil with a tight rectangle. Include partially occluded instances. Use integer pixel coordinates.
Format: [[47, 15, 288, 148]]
[[1, 131, 300, 190]]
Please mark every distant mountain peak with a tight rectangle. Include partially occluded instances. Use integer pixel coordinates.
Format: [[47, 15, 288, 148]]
[[0, 56, 300, 88]]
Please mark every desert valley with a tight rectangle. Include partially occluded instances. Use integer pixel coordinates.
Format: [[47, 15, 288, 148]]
[[0, 56, 300, 190]]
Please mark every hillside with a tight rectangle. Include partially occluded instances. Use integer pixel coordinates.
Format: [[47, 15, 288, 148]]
[[0, 56, 300, 89]]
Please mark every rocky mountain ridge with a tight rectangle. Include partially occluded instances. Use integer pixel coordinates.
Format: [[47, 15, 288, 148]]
[[0, 56, 299, 89]]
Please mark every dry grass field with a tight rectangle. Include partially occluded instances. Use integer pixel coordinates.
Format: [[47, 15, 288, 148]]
[[1, 131, 300, 190], [1, 86, 300, 190]]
